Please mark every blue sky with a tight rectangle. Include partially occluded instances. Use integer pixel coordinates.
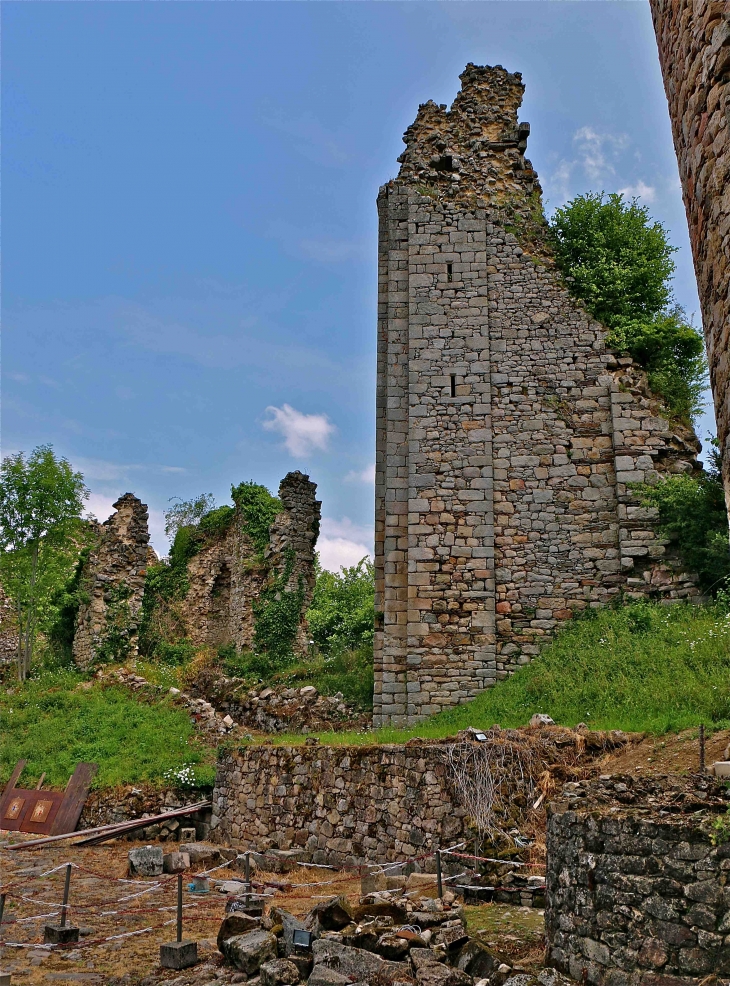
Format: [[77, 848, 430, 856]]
[[2, 1, 716, 566]]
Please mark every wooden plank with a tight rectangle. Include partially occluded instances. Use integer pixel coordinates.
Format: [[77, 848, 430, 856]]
[[5, 800, 212, 850], [51, 762, 98, 836], [0, 761, 27, 799]]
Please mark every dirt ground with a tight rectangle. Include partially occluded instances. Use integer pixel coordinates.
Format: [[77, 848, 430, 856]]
[[0, 837, 544, 985], [595, 725, 730, 776], [2, 728, 725, 985]]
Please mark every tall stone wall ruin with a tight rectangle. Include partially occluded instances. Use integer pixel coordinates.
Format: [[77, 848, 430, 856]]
[[649, 0, 730, 516], [180, 471, 321, 655], [73, 493, 152, 668], [72, 472, 320, 667], [374, 65, 702, 727]]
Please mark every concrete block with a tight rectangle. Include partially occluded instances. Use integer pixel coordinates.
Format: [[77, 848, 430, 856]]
[[160, 940, 198, 969], [44, 924, 80, 945], [0, 972, 11, 986], [179, 827, 196, 842]]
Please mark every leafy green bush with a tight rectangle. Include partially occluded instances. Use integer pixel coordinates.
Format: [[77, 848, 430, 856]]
[[299, 645, 374, 708], [307, 557, 374, 654], [549, 192, 706, 423], [231, 481, 282, 554], [636, 444, 730, 593]]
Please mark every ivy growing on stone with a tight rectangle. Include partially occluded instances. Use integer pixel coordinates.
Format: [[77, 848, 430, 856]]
[[252, 548, 305, 665], [231, 481, 282, 555], [96, 581, 135, 664]]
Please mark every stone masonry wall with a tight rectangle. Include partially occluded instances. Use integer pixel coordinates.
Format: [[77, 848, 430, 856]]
[[211, 743, 468, 866], [181, 471, 321, 655], [374, 64, 702, 726], [649, 0, 730, 515], [210, 727, 618, 866], [546, 780, 730, 983], [73, 493, 151, 668]]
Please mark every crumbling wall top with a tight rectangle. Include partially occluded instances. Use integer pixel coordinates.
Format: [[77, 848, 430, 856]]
[[394, 63, 538, 208]]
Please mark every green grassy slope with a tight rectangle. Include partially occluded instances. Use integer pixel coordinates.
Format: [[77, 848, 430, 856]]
[[271, 600, 730, 745], [0, 669, 216, 789]]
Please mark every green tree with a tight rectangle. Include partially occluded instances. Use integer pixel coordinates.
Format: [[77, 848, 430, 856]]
[[307, 556, 375, 654], [164, 493, 216, 540], [550, 192, 706, 422], [0, 446, 89, 679]]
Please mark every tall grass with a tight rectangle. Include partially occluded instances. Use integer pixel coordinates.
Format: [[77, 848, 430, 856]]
[[264, 601, 730, 746], [0, 668, 216, 789]]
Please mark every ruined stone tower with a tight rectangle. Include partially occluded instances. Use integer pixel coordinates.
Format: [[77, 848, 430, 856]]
[[648, 0, 730, 516], [374, 65, 701, 727], [73, 493, 152, 668]]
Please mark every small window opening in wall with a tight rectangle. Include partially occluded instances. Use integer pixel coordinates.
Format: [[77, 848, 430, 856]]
[[447, 263, 453, 282], [450, 375, 456, 398]]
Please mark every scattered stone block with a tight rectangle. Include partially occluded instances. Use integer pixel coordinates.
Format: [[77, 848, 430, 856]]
[[454, 940, 499, 978], [405, 872, 438, 890], [160, 940, 198, 970], [360, 867, 387, 895], [305, 895, 354, 931], [260, 958, 300, 986], [179, 827, 196, 842], [375, 933, 410, 960], [530, 713, 555, 727], [220, 929, 278, 976], [163, 851, 190, 874], [178, 842, 220, 866], [311, 939, 410, 981], [0, 972, 10, 986], [128, 845, 163, 877], [416, 964, 473, 986], [217, 913, 261, 952], [307, 969, 351, 986]]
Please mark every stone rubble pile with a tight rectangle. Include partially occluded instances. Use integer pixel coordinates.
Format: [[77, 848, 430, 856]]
[[188, 677, 372, 734], [217, 892, 578, 986], [96, 666, 238, 736]]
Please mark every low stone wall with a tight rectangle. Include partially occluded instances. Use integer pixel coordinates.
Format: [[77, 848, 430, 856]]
[[79, 785, 212, 840], [211, 742, 467, 865], [211, 729, 631, 866], [546, 774, 730, 985]]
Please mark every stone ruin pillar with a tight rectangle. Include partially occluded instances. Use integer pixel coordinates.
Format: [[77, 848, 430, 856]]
[[73, 493, 151, 669], [265, 471, 322, 654], [649, 0, 730, 518]]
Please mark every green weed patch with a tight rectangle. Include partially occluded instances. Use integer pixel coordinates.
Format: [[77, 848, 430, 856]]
[[0, 668, 216, 789]]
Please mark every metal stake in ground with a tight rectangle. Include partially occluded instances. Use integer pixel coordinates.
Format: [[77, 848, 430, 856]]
[[699, 723, 706, 773], [0, 892, 11, 986], [244, 851, 251, 908], [43, 864, 79, 945], [160, 873, 198, 970], [435, 850, 443, 899]]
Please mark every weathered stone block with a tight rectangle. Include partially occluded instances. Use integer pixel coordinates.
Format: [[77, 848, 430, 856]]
[[128, 846, 163, 877], [160, 940, 198, 970]]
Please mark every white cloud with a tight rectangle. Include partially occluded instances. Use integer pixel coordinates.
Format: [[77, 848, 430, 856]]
[[317, 517, 372, 573], [617, 180, 657, 203], [263, 403, 335, 457], [85, 491, 118, 523], [345, 463, 376, 484], [573, 126, 629, 182]]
